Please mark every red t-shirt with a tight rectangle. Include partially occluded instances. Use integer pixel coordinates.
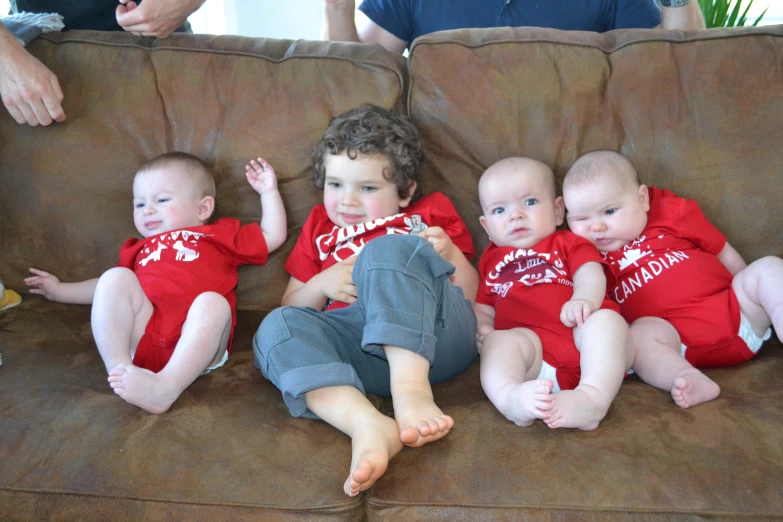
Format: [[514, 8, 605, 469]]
[[477, 231, 617, 390], [602, 187, 737, 346], [118, 217, 269, 350], [285, 192, 475, 310]]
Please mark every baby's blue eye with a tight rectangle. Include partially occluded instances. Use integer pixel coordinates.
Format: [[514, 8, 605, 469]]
[[362, 186, 377, 192], [327, 181, 341, 189], [525, 199, 537, 206], [157, 198, 169, 204], [492, 207, 505, 215], [135, 202, 144, 209], [605, 208, 617, 215]]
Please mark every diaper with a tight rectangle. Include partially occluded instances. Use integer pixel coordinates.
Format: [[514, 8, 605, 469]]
[[537, 361, 562, 392]]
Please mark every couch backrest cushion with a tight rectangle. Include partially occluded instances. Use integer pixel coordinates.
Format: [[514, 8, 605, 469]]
[[408, 26, 783, 259], [0, 31, 406, 311]]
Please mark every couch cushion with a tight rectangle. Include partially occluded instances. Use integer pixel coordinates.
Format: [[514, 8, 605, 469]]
[[0, 300, 367, 520], [0, 31, 406, 313], [407, 26, 783, 260]]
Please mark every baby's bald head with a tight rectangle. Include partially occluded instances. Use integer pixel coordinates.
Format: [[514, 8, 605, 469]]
[[479, 157, 556, 211], [563, 150, 640, 194]]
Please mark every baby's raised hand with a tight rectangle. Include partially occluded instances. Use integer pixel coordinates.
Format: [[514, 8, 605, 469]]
[[417, 226, 455, 261], [24, 268, 61, 301], [560, 298, 595, 328], [245, 157, 278, 194]]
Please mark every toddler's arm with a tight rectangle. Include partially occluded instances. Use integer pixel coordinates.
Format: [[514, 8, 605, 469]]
[[281, 255, 358, 309], [246, 158, 287, 253], [716, 242, 747, 276], [473, 302, 496, 354], [561, 261, 605, 328], [24, 268, 97, 304], [417, 226, 479, 303]]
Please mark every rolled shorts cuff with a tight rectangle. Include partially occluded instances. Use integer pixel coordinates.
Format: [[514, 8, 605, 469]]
[[362, 322, 437, 364], [279, 363, 366, 419]]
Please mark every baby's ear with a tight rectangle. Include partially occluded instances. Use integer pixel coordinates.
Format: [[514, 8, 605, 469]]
[[638, 185, 650, 212], [198, 196, 216, 222], [554, 196, 565, 226]]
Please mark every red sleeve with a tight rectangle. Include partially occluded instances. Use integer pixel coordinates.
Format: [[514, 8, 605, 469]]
[[650, 187, 726, 256], [117, 238, 141, 269], [212, 218, 269, 266], [563, 233, 617, 292], [284, 206, 328, 283], [425, 192, 476, 259], [475, 243, 496, 306]]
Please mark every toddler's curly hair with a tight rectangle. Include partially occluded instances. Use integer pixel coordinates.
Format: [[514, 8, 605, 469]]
[[311, 105, 423, 201]]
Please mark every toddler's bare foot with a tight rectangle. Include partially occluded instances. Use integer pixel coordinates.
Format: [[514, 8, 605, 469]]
[[108, 363, 179, 414], [504, 378, 554, 427], [392, 382, 453, 447], [671, 370, 720, 408], [545, 387, 606, 431], [344, 413, 404, 497]]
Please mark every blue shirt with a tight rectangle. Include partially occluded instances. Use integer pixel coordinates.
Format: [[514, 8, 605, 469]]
[[359, 0, 661, 45]]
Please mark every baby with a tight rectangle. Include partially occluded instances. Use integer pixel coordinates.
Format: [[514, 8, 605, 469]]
[[563, 150, 781, 408], [25, 152, 286, 414], [474, 157, 633, 431]]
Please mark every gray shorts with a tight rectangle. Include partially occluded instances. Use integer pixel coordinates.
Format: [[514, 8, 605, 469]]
[[253, 234, 478, 419]]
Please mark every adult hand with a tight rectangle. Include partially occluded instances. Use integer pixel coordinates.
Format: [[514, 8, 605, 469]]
[[116, 0, 205, 38], [24, 268, 62, 301], [316, 255, 358, 305], [560, 298, 595, 328], [0, 36, 65, 126]]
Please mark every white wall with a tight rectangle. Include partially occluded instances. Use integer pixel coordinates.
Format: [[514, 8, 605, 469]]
[[191, 0, 325, 40]]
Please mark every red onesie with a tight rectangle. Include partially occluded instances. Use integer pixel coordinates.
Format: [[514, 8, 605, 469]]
[[602, 187, 753, 368], [285, 192, 475, 311], [118, 218, 269, 372], [477, 231, 618, 390]]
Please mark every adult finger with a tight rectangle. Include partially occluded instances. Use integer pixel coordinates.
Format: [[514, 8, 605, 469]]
[[46, 79, 66, 122], [16, 99, 39, 126], [4, 102, 26, 124], [29, 95, 54, 126]]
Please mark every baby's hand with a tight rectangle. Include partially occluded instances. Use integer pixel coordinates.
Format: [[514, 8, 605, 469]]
[[560, 298, 595, 328], [417, 226, 455, 261], [317, 255, 358, 305], [245, 157, 278, 194], [24, 268, 61, 301], [476, 323, 494, 354]]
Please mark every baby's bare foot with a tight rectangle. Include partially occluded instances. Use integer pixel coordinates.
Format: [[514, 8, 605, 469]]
[[545, 387, 606, 431], [344, 413, 404, 497], [505, 379, 554, 427], [392, 382, 453, 447], [671, 370, 720, 408], [108, 363, 179, 414]]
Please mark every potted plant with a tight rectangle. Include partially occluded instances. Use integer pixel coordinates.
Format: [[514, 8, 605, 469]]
[[698, 0, 769, 27]]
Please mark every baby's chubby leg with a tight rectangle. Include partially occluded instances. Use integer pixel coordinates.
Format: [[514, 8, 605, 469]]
[[732, 256, 783, 343], [109, 292, 231, 414], [546, 310, 629, 431], [91, 267, 154, 372], [480, 328, 553, 427], [630, 317, 719, 408]]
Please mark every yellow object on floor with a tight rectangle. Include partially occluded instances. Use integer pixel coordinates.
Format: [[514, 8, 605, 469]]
[[0, 289, 21, 311]]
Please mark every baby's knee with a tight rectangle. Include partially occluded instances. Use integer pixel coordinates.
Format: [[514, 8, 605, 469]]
[[630, 317, 678, 346], [96, 267, 137, 290], [191, 292, 231, 319]]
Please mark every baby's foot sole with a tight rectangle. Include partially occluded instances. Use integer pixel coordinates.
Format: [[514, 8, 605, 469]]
[[109, 363, 179, 414], [545, 388, 605, 431], [344, 415, 403, 497], [505, 378, 555, 427], [671, 371, 720, 408]]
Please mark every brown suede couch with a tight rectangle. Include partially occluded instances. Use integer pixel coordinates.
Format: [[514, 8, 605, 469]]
[[1, 25, 782, 521]]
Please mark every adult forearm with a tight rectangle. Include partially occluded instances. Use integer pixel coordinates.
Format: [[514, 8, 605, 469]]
[[660, 2, 706, 30], [323, 0, 360, 42]]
